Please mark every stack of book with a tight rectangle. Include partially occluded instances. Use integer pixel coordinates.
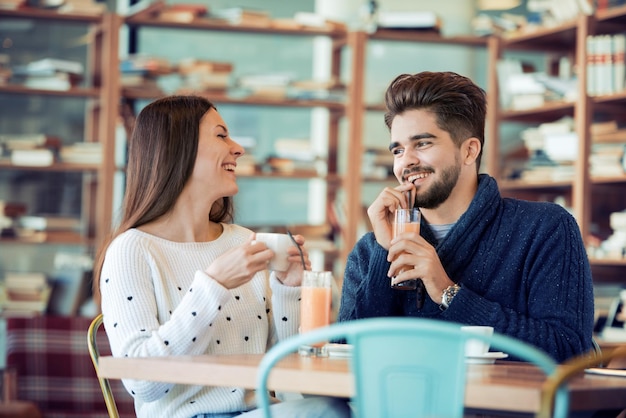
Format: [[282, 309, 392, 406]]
[[59, 142, 102, 164], [158, 3, 208, 22], [287, 79, 345, 101], [0, 0, 25, 10], [119, 55, 173, 91], [516, 118, 577, 182], [596, 210, 626, 260], [13, 58, 84, 91], [362, 148, 394, 179], [590, 120, 626, 177], [210, 7, 271, 27], [0, 133, 62, 167], [57, 0, 106, 15], [376, 10, 442, 32], [1, 272, 51, 317], [177, 59, 233, 94], [237, 73, 293, 99], [266, 138, 324, 175]]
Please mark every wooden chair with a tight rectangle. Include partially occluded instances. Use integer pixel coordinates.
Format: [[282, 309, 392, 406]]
[[87, 313, 120, 418], [256, 317, 566, 418], [539, 345, 626, 418]]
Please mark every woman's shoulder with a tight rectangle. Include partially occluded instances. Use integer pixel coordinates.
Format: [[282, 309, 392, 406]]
[[107, 228, 153, 254]]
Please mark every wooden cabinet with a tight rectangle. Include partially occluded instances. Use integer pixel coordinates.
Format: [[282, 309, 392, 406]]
[[485, 6, 626, 284], [118, 12, 348, 271]]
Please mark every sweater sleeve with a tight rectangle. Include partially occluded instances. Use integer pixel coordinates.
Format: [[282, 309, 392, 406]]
[[268, 272, 301, 346], [338, 233, 400, 321]]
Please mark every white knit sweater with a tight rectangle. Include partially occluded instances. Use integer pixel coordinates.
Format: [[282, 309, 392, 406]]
[[100, 224, 301, 418]]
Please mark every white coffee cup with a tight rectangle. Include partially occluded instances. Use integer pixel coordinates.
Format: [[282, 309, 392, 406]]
[[254, 233, 292, 272], [461, 326, 494, 357]]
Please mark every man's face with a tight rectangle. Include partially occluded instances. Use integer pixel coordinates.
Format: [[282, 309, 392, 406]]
[[389, 109, 462, 209]]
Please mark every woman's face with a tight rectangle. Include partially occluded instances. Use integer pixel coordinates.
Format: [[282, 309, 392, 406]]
[[189, 108, 245, 200]]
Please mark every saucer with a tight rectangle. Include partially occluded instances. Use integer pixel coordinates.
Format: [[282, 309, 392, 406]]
[[465, 351, 508, 364]]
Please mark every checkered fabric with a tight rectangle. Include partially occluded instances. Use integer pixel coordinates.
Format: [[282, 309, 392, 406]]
[[6, 315, 135, 418]]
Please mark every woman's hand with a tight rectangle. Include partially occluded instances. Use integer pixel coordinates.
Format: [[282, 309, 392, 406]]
[[204, 235, 273, 289], [275, 234, 310, 287]]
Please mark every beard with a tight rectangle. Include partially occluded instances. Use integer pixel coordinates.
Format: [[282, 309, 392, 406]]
[[413, 159, 461, 209]]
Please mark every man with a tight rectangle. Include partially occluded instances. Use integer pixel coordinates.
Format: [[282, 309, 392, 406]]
[[338, 71, 594, 362]]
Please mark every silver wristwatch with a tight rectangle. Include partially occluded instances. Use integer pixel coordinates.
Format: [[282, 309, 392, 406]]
[[440, 284, 461, 310]]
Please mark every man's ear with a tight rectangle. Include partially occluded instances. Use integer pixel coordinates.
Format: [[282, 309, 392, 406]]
[[462, 137, 481, 166]]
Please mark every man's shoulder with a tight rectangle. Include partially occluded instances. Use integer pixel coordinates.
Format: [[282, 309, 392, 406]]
[[502, 198, 577, 230]]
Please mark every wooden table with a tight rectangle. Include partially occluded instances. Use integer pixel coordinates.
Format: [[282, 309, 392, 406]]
[[98, 354, 626, 415]]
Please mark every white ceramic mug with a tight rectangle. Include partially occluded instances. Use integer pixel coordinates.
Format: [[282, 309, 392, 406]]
[[254, 233, 292, 272], [461, 326, 494, 357]]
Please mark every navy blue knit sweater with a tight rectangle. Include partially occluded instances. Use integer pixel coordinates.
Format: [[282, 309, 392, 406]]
[[338, 174, 594, 362]]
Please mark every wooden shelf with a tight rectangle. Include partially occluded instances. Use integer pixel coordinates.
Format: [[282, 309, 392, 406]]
[[0, 7, 103, 23], [0, 160, 100, 172], [0, 230, 90, 245], [121, 88, 346, 111], [368, 29, 487, 47], [501, 19, 578, 51], [0, 84, 101, 98], [498, 101, 575, 122], [590, 258, 626, 267], [499, 179, 573, 191], [124, 15, 346, 39]]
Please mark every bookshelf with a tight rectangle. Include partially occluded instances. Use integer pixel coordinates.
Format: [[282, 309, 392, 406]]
[[0, 8, 120, 315], [486, 8, 626, 285]]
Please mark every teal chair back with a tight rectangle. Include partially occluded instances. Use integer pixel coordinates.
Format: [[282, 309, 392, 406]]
[[256, 317, 567, 418]]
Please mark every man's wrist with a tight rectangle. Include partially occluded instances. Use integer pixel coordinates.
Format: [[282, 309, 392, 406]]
[[440, 283, 461, 311]]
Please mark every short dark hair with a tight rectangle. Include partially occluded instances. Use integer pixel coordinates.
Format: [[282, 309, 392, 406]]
[[384, 71, 486, 170]]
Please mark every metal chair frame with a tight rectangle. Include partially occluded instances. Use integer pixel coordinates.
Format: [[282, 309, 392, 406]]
[[87, 313, 120, 418]]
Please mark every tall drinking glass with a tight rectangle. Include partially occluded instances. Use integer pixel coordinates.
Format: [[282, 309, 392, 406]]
[[299, 270, 332, 357], [391, 208, 421, 290]]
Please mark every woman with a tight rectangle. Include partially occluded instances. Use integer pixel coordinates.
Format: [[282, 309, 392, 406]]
[[94, 96, 349, 418]]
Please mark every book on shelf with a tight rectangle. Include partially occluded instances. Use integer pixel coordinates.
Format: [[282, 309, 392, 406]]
[[591, 120, 626, 143], [58, 0, 106, 15], [0, 133, 62, 150], [587, 33, 626, 96], [21, 58, 84, 76], [210, 7, 271, 26], [59, 142, 102, 164], [158, 3, 209, 23], [2, 272, 52, 317], [177, 59, 233, 91], [0, 0, 25, 10], [376, 11, 441, 31], [23, 72, 82, 90], [291, 12, 346, 30], [18, 215, 82, 232], [10, 148, 55, 166]]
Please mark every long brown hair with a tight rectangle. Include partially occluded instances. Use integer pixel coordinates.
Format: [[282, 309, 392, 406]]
[[93, 95, 234, 304], [384, 71, 486, 171]]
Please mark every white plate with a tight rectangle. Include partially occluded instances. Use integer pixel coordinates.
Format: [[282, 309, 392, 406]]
[[465, 351, 508, 364]]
